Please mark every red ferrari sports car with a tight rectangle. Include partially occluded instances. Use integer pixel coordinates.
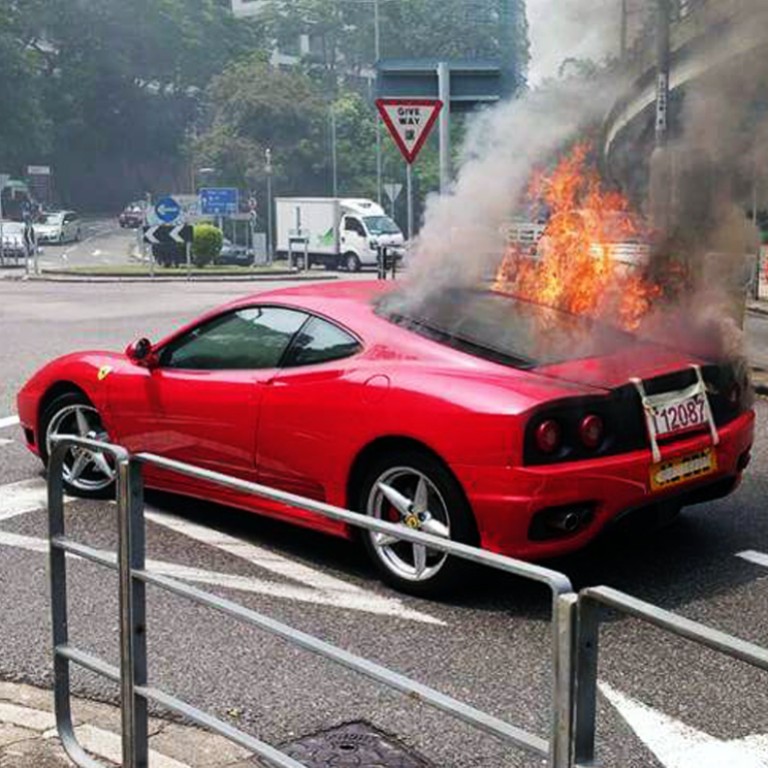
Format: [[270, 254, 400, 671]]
[[17, 282, 754, 594]]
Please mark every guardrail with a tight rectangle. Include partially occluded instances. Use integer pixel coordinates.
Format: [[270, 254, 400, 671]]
[[48, 434, 768, 768], [572, 585, 768, 765], [48, 435, 578, 768]]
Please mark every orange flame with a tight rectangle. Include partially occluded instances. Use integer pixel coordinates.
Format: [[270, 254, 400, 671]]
[[494, 144, 661, 331]]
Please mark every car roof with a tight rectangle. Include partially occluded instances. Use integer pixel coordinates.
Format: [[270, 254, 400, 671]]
[[232, 280, 392, 327]]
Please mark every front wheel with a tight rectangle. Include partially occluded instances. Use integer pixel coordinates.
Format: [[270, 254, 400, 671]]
[[345, 253, 361, 272], [358, 450, 477, 596], [40, 392, 116, 499]]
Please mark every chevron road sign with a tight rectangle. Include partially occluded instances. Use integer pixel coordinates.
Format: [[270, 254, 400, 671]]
[[143, 224, 194, 245]]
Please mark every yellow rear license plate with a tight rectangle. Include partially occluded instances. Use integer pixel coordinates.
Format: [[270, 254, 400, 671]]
[[650, 448, 717, 491]]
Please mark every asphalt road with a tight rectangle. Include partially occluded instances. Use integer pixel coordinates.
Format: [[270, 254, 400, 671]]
[[1, 273, 767, 768], [747, 311, 768, 371], [34, 216, 137, 270]]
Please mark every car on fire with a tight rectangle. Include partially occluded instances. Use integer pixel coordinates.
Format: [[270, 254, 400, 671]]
[[17, 282, 754, 595]]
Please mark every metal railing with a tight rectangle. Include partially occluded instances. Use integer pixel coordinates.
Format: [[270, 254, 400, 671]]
[[572, 585, 768, 766], [48, 435, 577, 768], [48, 435, 768, 768]]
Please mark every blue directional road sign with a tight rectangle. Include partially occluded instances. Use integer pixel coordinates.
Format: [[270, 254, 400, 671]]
[[155, 196, 181, 223], [199, 188, 239, 217]]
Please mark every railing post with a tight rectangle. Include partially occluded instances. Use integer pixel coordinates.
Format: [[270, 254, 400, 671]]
[[48, 441, 74, 747], [573, 597, 601, 766], [550, 593, 577, 768], [117, 455, 148, 768]]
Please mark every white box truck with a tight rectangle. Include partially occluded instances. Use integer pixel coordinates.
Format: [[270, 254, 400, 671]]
[[275, 197, 404, 271]]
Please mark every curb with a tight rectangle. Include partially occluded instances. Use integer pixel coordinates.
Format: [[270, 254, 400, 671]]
[[5, 273, 340, 284], [0, 680, 263, 767], [747, 303, 768, 318]]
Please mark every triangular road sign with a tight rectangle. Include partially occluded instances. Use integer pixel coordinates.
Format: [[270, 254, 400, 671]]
[[376, 98, 443, 164]]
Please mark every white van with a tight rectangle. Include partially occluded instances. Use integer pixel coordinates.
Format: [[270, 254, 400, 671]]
[[275, 197, 404, 271]]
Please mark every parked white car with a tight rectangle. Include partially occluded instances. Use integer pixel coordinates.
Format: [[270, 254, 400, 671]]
[[0, 222, 27, 260], [35, 211, 81, 244]]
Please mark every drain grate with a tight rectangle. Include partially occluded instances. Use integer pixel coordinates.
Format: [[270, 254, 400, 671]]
[[280, 721, 432, 767]]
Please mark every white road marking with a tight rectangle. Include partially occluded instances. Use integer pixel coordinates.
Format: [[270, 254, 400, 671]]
[[145, 508, 442, 623], [601, 681, 768, 767], [0, 478, 72, 522], [0, 528, 443, 625], [0, 438, 13, 447], [146, 509, 361, 594], [737, 550, 768, 569], [0, 415, 20, 429]]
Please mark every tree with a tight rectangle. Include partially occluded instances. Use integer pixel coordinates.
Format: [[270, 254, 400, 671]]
[[0, 3, 50, 173], [7, 0, 267, 209], [262, 0, 529, 92], [191, 59, 328, 199]]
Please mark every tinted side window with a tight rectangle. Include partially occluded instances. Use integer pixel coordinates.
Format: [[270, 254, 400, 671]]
[[283, 317, 361, 367], [160, 307, 307, 370]]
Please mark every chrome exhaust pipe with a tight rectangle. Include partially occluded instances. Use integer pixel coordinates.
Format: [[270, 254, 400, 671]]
[[547, 510, 582, 533]]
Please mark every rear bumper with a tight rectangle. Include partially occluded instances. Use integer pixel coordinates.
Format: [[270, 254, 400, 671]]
[[455, 409, 755, 560]]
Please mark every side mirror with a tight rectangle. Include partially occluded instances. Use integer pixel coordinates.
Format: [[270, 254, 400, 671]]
[[125, 338, 157, 368]]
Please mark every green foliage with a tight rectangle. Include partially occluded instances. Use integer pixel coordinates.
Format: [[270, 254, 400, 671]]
[[2, 0, 266, 209], [2, 0, 529, 219], [192, 224, 223, 267], [262, 0, 529, 89]]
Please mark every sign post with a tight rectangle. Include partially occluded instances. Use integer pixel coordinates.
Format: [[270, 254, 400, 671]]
[[376, 98, 443, 240]]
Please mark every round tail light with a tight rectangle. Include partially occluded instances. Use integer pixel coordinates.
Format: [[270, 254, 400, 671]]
[[579, 414, 604, 449], [536, 419, 562, 454]]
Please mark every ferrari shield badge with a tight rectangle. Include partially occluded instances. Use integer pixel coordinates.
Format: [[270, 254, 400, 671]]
[[97, 365, 113, 382]]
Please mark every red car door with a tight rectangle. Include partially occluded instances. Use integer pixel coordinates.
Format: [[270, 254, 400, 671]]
[[256, 315, 364, 533], [108, 306, 309, 483]]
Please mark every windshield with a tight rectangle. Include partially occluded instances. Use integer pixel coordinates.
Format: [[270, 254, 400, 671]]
[[377, 290, 632, 368], [41, 214, 63, 225], [363, 216, 400, 236]]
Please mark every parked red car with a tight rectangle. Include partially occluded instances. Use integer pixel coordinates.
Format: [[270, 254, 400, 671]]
[[17, 282, 754, 594]]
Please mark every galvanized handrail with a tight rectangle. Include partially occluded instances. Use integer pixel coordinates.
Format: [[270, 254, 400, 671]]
[[572, 585, 768, 765], [48, 436, 578, 768]]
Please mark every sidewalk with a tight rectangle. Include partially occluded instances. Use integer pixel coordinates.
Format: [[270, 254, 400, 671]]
[[0, 681, 262, 767]]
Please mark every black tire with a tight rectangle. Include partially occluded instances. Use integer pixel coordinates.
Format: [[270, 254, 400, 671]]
[[357, 449, 477, 596], [39, 391, 116, 500], [345, 252, 361, 272]]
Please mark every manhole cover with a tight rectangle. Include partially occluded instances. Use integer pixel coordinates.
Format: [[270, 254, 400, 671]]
[[281, 721, 432, 767]]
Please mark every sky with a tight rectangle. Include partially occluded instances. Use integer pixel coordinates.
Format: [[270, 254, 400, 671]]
[[526, 0, 622, 84]]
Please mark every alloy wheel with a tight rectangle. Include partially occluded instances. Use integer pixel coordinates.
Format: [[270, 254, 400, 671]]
[[366, 467, 451, 582], [45, 404, 114, 493]]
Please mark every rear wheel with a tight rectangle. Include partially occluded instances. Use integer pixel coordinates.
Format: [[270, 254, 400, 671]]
[[358, 450, 476, 596], [40, 392, 116, 499]]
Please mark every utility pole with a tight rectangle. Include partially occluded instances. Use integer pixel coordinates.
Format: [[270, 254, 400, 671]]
[[330, 106, 338, 197], [649, 0, 673, 242], [265, 148, 274, 264], [437, 61, 451, 194], [620, 0, 629, 59], [374, 0, 383, 206]]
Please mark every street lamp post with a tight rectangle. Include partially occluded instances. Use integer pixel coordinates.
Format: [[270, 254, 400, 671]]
[[375, 0, 383, 206], [265, 148, 274, 264], [649, 0, 673, 242]]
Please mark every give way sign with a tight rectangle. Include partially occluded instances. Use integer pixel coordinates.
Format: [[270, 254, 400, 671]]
[[376, 98, 443, 164]]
